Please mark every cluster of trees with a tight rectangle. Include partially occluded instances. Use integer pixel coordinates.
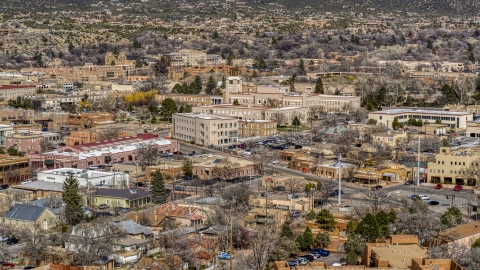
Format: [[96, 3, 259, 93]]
[[172, 74, 222, 95]]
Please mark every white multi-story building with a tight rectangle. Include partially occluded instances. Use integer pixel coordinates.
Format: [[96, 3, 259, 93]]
[[173, 113, 238, 146], [368, 109, 473, 129], [37, 168, 129, 187]]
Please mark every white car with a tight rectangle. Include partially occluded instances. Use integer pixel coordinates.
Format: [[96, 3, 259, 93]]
[[88, 165, 99, 170], [272, 160, 280, 164], [243, 150, 252, 156], [418, 195, 430, 201], [21, 180, 32, 185]]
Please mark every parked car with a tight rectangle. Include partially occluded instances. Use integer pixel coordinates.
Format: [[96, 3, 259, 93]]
[[21, 179, 32, 185], [273, 186, 286, 191], [23, 266, 36, 270], [218, 252, 233, 260], [272, 160, 280, 164], [404, 180, 415, 185], [243, 150, 252, 156], [95, 212, 112, 217], [300, 254, 315, 261], [88, 165, 99, 170], [428, 201, 440, 205], [260, 192, 270, 197], [454, 185, 463, 191], [98, 204, 109, 209], [435, 184, 443, 189], [293, 258, 308, 265], [287, 261, 299, 267], [409, 195, 420, 200], [6, 238, 19, 245], [183, 175, 192, 181], [174, 185, 185, 191], [334, 189, 344, 195], [373, 185, 383, 190], [294, 145, 303, 149], [310, 248, 330, 256], [2, 262, 15, 267], [291, 211, 301, 217], [0, 184, 8, 190]]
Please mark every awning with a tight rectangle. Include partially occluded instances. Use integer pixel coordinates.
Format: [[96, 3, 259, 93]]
[[44, 159, 54, 166]]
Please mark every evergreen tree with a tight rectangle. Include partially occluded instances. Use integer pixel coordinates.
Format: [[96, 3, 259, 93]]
[[316, 209, 335, 231], [392, 117, 402, 130], [295, 234, 306, 251], [345, 248, 358, 265], [181, 82, 189, 93], [376, 210, 391, 238], [280, 223, 293, 239], [194, 75, 203, 92], [132, 39, 142, 49], [184, 105, 192, 113], [68, 42, 74, 52], [441, 207, 463, 228], [221, 75, 226, 89], [472, 237, 480, 248], [7, 146, 21, 156], [0, 148, 5, 154], [303, 227, 315, 250], [314, 231, 330, 248], [183, 158, 193, 177], [160, 98, 178, 122], [226, 51, 234, 66], [172, 83, 183, 93], [188, 82, 198, 94], [356, 213, 380, 242], [151, 170, 166, 204], [306, 210, 317, 221], [178, 105, 184, 113], [292, 116, 301, 127], [387, 209, 397, 223], [233, 99, 240, 105], [298, 59, 306, 75], [205, 74, 216, 95], [314, 77, 324, 94], [62, 175, 83, 225], [346, 220, 357, 234], [150, 115, 157, 124]]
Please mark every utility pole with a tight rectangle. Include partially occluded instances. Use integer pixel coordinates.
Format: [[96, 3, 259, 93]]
[[337, 154, 342, 204], [417, 134, 420, 186], [48, 23, 53, 60]]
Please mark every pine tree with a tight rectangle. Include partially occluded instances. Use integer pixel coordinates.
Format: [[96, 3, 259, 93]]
[[183, 158, 193, 177], [205, 74, 216, 95], [178, 105, 184, 113], [316, 209, 335, 231], [280, 223, 293, 239], [392, 117, 402, 130], [194, 75, 203, 93], [151, 170, 166, 204], [356, 213, 380, 242], [345, 248, 358, 265], [292, 116, 301, 127], [314, 231, 330, 248], [472, 237, 480, 248], [303, 227, 314, 250], [233, 99, 240, 105], [298, 58, 306, 75], [440, 207, 463, 228], [62, 175, 84, 225], [306, 210, 317, 221], [314, 77, 324, 94], [295, 234, 306, 251], [151, 115, 157, 124]]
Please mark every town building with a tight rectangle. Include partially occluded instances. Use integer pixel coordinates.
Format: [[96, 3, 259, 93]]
[[65, 128, 140, 146], [166, 50, 220, 67], [155, 203, 206, 226], [93, 188, 151, 209], [192, 104, 309, 122], [0, 84, 36, 102], [2, 204, 57, 230], [6, 131, 63, 153], [372, 130, 407, 147], [0, 108, 35, 126], [238, 119, 277, 138], [363, 235, 427, 267], [466, 120, 480, 138], [65, 112, 115, 129], [27, 133, 179, 171], [368, 109, 473, 129], [0, 155, 30, 185], [155, 93, 222, 107], [0, 124, 13, 146], [427, 147, 479, 186], [172, 113, 238, 145], [434, 222, 480, 251], [246, 208, 287, 228], [37, 168, 129, 188]]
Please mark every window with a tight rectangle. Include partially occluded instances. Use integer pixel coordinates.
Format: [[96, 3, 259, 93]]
[[44, 219, 47, 230], [95, 198, 98, 203], [106, 199, 109, 204]]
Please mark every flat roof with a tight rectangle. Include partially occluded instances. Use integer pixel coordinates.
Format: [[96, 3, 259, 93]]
[[173, 113, 235, 120], [371, 244, 427, 268], [438, 222, 480, 241], [369, 109, 471, 116]]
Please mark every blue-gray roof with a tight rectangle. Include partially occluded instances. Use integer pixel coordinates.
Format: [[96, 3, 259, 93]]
[[112, 220, 153, 235], [4, 204, 48, 221]]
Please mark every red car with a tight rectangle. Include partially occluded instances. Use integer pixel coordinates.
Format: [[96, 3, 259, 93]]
[[2, 262, 15, 267], [453, 185, 463, 191], [435, 184, 443, 189]]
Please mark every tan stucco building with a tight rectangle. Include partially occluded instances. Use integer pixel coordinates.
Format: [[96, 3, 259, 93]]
[[369, 109, 473, 129], [0, 85, 36, 102], [155, 93, 222, 107], [427, 147, 479, 186], [238, 119, 277, 138], [172, 113, 238, 146]]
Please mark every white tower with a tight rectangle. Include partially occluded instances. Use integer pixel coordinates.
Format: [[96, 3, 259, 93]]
[[224, 75, 242, 104]]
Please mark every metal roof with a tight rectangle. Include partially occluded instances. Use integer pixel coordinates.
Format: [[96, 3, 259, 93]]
[[4, 204, 48, 221]]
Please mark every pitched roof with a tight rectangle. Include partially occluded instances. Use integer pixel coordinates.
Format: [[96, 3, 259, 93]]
[[112, 220, 153, 235], [94, 188, 151, 200], [4, 204, 50, 221], [123, 213, 168, 227], [155, 204, 203, 220]]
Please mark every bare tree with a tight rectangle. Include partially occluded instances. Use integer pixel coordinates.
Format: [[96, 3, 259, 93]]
[[284, 176, 305, 195], [43, 193, 63, 209], [18, 222, 52, 265], [240, 225, 279, 270], [40, 139, 55, 153], [317, 178, 337, 208], [251, 147, 278, 175], [212, 157, 240, 181], [98, 126, 121, 141], [270, 112, 287, 127], [135, 142, 160, 170]]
